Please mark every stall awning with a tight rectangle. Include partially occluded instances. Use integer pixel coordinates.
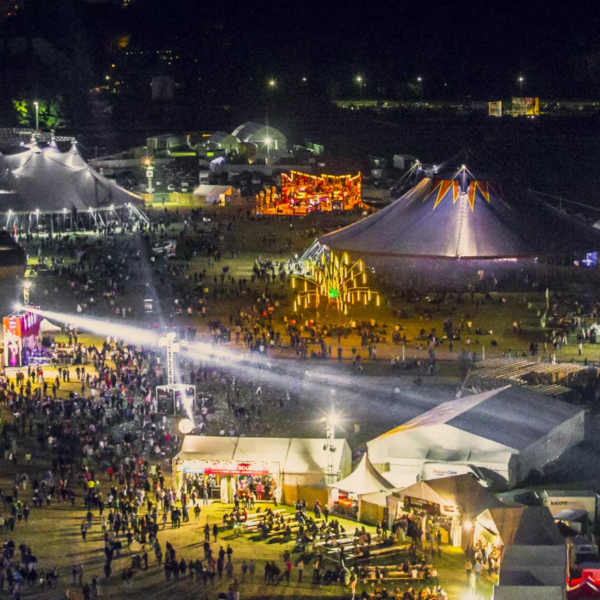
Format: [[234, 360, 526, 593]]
[[328, 454, 395, 496]]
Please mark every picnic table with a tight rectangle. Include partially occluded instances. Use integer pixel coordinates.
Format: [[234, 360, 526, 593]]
[[349, 544, 409, 562], [315, 535, 355, 548]]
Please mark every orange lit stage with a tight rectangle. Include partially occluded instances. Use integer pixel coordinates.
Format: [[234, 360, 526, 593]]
[[257, 170, 362, 214]]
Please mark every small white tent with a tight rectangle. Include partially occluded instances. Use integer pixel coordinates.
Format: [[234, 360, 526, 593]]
[[40, 319, 61, 333], [328, 454, 395, 521]]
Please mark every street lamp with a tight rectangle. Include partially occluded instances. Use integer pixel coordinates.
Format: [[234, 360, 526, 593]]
[[159, 332, 179, 386], [33, 101, 39, 131], [518, 76, 524, 96], [144, 158, 155, 194], [23, 280, 31, 306], [322, 411, 340, 483], [417, 77, 423, 98], [268, 79, 276, 88], [356, 76, 363, 98]]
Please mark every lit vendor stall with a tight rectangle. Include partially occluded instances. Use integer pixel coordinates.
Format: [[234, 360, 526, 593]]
[[3, 308, 42, 367], [327, 454, 396, 522], [387, 474, 504, 549], [173, 436, 351, 504]]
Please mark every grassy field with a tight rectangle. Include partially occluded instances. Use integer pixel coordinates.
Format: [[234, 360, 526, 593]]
[[0, 450, 494, 600]]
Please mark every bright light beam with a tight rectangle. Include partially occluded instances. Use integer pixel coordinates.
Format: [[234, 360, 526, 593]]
[[23, 307, 160, 346]]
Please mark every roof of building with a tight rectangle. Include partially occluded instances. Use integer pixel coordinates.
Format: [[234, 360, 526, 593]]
[[499, 544, 566, 587], [0, 143, 142, 213], [543, 490, 600, 499], [328, 454, 395, 496], [373, 386, 583, 452], [391, 474, 503, 520], [426, 474, 504, 518], [174, 436, 349, 475], [494, 587, 565, 600], [319, 166, 600, 259], [487, 506, 565, 546], [232, 122, 286, 143], [192, 185, 236, 196]]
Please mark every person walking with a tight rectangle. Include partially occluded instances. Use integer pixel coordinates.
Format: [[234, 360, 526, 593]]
[[213, 523, 218, 542], [297, 559, 304, 583], [204, 523, 210, 542], [285, 560, 291, 583], [248, 559, 255, 582], [241, 561, 248, 583], [465, 559, 473, 581]]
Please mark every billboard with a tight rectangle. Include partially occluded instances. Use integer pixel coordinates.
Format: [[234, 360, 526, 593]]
[[488, 101, 503, 117], [512, 97, 540, 116]]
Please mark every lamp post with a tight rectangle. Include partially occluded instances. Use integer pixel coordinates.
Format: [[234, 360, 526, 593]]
[[518, 76, 524, 96], [356, 76, 363, 99], [417, 76, 423, 98], [323, 412, 339, 484], [33, 101, 39, 131], [144, 158, 154, 194], [23, 281, 31, 306], [159, 332, 179, 386]]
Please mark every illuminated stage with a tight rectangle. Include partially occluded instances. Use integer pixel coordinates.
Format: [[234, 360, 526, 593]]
[[257, 170, 362, 214]]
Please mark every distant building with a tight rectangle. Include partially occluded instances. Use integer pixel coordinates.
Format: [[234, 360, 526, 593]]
[[232, 122, 287, 151], [196, 132, 240, 158]]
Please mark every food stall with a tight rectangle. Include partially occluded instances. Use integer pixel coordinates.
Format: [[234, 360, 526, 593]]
[[327, 454, 396, 522], [173, 435, 351, 504]]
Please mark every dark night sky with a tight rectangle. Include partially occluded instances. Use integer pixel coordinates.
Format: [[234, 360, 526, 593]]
[[1, 0, 600, 129]]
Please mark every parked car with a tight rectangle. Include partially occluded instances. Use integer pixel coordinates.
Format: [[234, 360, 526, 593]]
[[151, 240, 177, 257]]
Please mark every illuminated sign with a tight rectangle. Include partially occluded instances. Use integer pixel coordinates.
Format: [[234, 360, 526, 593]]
[[204, 461, 271, 476]]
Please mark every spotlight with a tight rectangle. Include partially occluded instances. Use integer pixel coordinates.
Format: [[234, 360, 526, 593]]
[[178, 418, 194, 434]]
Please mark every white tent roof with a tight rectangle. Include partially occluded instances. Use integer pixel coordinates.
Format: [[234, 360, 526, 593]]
[[40, 318, 60, 333], [175, 435, 350, 475], [328, 454, 395, 495], [192, 185, 235, 196], [0, 143, 142, 213]]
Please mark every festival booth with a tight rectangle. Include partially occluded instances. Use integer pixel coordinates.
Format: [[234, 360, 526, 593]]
[[173, 436, 351, 505], [327, 454, 396, 523], [2, 308, 41, 367], [388, 474, 504, 549]]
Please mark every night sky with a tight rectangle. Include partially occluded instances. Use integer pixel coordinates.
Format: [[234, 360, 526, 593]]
[[1, 0, 599, 104]]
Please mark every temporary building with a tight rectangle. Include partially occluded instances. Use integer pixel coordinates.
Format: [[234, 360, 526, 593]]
[[192, 185, 241, 207], [198, 132, 240, 155], [319, 165, 600, 260], [477, 506, 568, 599], [40, 319, 61, 333], [173, 435, 351, 505], [388, 474, 503, 524], [232, 122, 287, 151], [327, 453, 395, 522], [367, 386, 585, 486], [387, 474, 503, 547], [0, 142, 143, 214]]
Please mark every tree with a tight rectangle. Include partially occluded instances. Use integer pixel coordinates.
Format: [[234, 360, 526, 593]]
[[12, 98, 67, 129]]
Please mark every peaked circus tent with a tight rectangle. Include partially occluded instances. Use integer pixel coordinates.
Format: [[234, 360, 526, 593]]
[[319, 165, 600, 260], [0, 142, 142, 214]]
